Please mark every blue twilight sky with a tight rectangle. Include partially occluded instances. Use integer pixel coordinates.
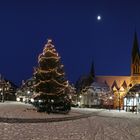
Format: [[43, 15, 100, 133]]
[[0, 0, 140, 85]]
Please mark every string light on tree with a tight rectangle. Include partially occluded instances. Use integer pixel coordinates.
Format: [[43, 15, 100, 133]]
[[33, 39, 71, 113]]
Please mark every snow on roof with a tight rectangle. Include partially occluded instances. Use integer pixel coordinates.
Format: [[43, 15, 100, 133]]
[[88, 82, 111, 93]]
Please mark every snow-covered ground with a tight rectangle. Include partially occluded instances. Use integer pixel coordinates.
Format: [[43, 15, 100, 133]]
[[72, 107, 140, 119], [0, 102, 140, 140], [0, 101, 82, 119]]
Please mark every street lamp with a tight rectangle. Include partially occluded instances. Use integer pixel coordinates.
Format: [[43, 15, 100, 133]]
[[0, 88, 2, 102], [78, 95, 82, 107], [77, 95, 82, 107], [27, 90, 31, 103], [109, 96, 113, 111], [136, 93, 139, 114], [0, 87, 4, 102], [125, 96, 127, 112], [117, 88, 121, 112]]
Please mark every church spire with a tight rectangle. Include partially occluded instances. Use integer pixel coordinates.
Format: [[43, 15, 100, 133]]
[[132, 31, 140, 63], [131, 31, 140, 76], [90, 61, 95, 78]]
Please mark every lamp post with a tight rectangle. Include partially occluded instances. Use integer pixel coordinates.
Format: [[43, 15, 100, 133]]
[[117, 88, 121, 112], [27, 90, 31, 103], [109, 96, 112, 111], [0, 87, 4, 102], [125, 96, 127, 112], [132, 93, 134, 113], [0, 88, 2, 102], [136, 93, 139, 114], [78, 95, 82, 107]]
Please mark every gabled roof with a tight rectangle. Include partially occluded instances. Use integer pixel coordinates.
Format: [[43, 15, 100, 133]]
[[111, 80, 118, 90], [121, 81, 127, 89], [0, 74, 18, 89], [96, 76, 131, 88], [88, 81, 111, 93]]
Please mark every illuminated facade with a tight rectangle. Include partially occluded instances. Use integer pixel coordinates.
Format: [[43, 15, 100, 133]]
[[96, 32, 140, 109], [79, 82, 113, 108], [16, 77, 36, 102], [124, 84, 140, 112], [0, 74, 17, 101]]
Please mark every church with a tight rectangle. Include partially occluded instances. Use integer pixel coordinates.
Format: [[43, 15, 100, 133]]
[[95, 32, 140, 109], [78, 32, 140, 110]]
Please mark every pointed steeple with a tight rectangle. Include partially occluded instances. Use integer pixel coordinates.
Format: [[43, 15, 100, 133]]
[[131, 31, 140, 76], [132, 31, 140, 63], [90, 61, 95, 78]]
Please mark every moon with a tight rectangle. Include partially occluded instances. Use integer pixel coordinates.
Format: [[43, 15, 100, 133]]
[[97, 15, 101, 21]]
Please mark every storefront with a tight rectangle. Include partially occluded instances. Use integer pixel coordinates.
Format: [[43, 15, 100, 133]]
[[124, 84, 140, 113]]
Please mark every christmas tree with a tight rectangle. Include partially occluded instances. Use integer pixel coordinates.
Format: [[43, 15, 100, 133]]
[[33, 39, 71, 113]]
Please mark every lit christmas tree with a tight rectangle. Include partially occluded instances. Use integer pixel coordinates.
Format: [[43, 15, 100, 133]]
[[33, 39, 71, 113]]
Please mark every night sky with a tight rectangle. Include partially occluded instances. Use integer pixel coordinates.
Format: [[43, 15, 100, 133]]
[[0, 0, 140, 85]]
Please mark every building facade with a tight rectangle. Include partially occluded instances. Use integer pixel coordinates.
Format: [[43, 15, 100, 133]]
[[16, 77, 36, 102], [79, 82, 113, 108], [124, 84, 140, 112], [0, 75, 17, 101]]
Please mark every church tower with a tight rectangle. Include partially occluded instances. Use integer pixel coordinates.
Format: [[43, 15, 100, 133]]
[[131, 32, 140, 75], [131, 32, 140, 84]]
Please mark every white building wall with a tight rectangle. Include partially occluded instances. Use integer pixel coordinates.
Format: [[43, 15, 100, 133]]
[[124, 97, 140, 112]]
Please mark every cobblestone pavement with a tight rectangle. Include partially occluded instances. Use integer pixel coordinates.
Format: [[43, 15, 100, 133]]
[[0, 102, 140, 140]]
